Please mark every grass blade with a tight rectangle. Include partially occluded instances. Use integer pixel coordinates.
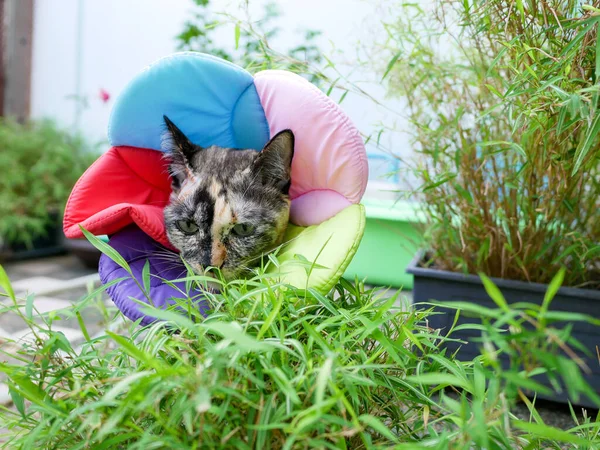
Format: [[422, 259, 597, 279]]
[[79, 226, 132, 275]]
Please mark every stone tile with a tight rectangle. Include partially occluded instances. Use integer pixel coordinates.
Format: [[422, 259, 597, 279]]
[[0, 283, 111, 340], [19, 296, 72, 315], [58, 284, 103, 302], [0, 314, 27, 335], [5, 259, 58, 277], [45, 256, 96, 280], [0, 328, 14, 350], [0, 327, 12, 340], [10, 327, 40, 343], [11, 326, 84, 345], [0, 268, 30, 283], [3, 256, 67, 280], [0, 383, 10, 405], [3, 256, 96, 290], [47, 265, 96, 281], [11, 277, 65, 295]]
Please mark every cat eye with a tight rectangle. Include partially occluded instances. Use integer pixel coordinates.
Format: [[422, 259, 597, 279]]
[[231, 223, 254, 237], [176, 219, 199, 235]]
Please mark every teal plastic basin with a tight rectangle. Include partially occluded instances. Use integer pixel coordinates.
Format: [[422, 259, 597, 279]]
[[344, 199, 425, 289]]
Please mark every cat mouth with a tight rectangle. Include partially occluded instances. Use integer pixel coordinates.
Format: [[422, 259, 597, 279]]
[[186, 259, 239, 281], [189, 261, 206, 275]]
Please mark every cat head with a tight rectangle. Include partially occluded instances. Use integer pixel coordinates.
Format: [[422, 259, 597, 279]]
[[161, 115, 294, 280]]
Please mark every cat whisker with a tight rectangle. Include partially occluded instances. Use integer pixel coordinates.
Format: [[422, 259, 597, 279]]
[[145, 252, 183, 263], [157, 264, 187, 273], [114, 245, 181, 262], [114, 243, 169, 255], [239, 232, 303, 267], [149, 254, 183, 264]]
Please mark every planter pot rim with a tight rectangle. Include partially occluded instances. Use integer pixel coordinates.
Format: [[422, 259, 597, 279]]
[[406, 250, 600, 301]]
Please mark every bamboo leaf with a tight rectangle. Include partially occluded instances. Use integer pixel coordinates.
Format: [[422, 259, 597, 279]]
[[501, 372, 553, 396], [513, 420, 592, 445], [382, 51, 401, 81], [257, 292, 283, 339], [106, 331, 162, 370], [9, 388, 25, 417], [79, 226, 132, 275], [540, 268, 566, 320], [75, 310, 91, 342], [203, 321, 274, 352], [406, 373, 471, 390], [516, 0, 525, 23], [479, 273, 510, 313], [325, 77, 340, 96], [401, 325, 424, 352], [25, 293, 35, 320], [359, 414, 399, 443], [315, 355, 334, 405], [596, 17, 600, 81], [572, 111, 600, 174], [0, 264, 16, 303], [234, 23, 241, 49], [142, 259, 151, 296], [339, 90, 349, 104]]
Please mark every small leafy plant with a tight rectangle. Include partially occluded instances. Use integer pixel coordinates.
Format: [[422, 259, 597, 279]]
[[0, 238, 599, 448], [0, 119, 97, 247]]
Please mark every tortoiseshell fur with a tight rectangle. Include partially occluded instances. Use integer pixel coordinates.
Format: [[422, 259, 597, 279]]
[[162, 116, 294, 280]]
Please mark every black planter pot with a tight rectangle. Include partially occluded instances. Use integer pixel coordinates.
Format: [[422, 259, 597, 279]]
[[0, 215, 67, 262], [407, 251, 600, 408]]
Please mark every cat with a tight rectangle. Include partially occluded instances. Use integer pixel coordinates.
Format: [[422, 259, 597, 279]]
[[161, 115, 294, 280]]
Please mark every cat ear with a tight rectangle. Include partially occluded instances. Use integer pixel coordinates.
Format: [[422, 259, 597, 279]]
[[254, 130, 294, 194], [161, 115, 202, 192]]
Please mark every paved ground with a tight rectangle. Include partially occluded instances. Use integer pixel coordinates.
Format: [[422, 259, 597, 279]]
[[0, 254, 595, 438], [0, 255, 110, 405]]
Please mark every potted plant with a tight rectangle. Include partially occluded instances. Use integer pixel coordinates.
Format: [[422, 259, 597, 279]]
[[0, 119, 97, 261], [378, 1, 600, 405]]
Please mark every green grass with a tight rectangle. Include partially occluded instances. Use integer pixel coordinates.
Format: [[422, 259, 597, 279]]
[[0, 253, 599, 448]]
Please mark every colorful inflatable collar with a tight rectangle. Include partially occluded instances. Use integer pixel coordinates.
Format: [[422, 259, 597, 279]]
[[64, 52, 368, 325]]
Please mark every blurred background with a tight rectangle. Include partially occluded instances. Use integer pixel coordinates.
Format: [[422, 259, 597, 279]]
[[29, 0, 410, 192], [1, 0, 419, 286]]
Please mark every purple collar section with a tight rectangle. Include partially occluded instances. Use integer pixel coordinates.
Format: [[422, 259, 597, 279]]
[[99, 225, 211, 326]]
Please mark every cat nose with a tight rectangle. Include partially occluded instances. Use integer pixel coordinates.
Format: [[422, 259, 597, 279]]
[[211, 241, 227, 268], [209, 259, 224, 269], [210, 257, 225, 268], [199, 254, 223, 269], [199, 254, 213, 268]]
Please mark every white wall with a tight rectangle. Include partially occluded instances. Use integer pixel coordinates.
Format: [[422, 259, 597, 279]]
[[30, 0, 412, 193], [31, 0, 194, 145]]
